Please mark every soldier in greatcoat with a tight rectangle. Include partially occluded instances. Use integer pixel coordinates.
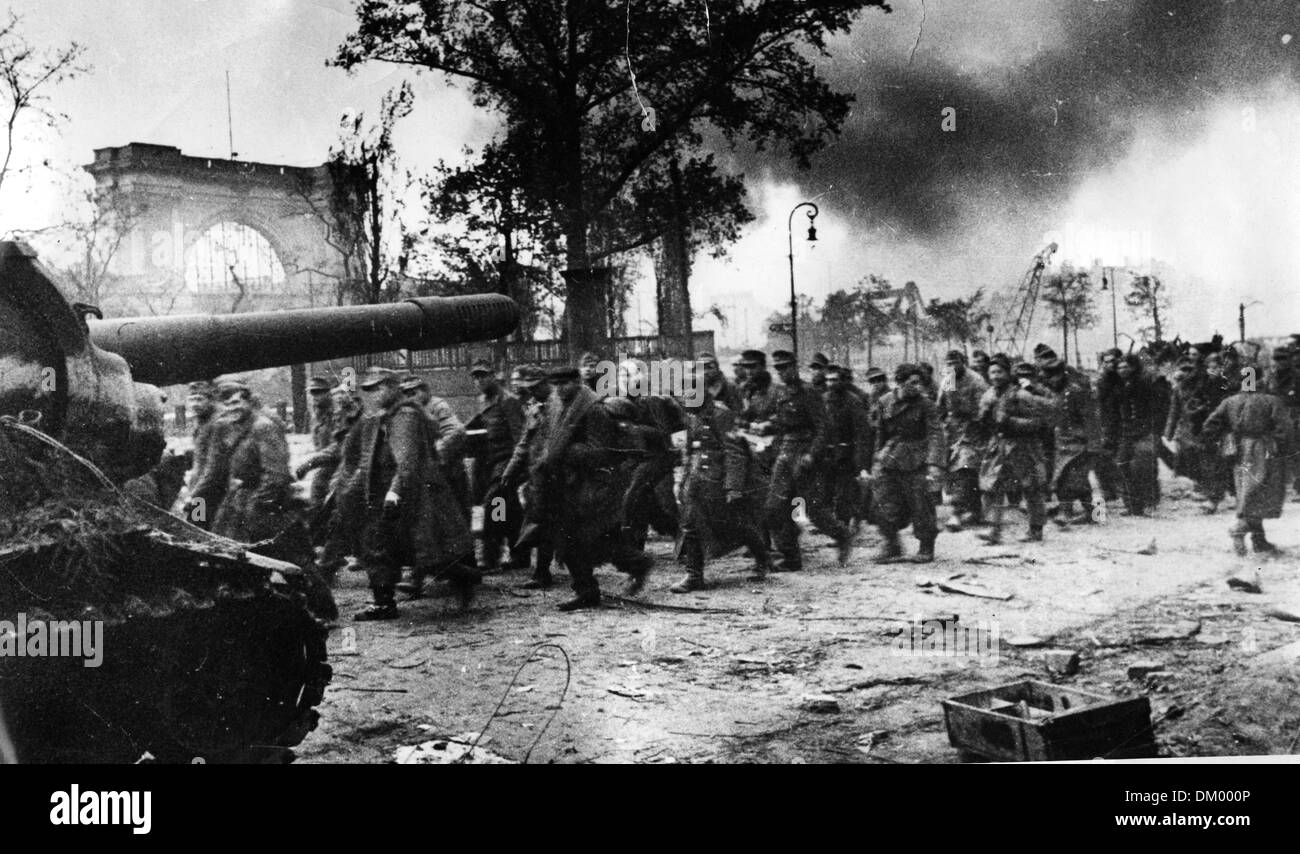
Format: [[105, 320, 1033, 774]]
[[1202, 375, 1291, 555]]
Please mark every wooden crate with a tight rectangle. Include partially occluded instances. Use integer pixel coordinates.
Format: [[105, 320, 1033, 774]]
[[941, 680, 1155, 762]]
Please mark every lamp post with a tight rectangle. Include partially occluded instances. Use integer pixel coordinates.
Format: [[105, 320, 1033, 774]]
[[1239, 300, 1263, 345], [787, 202, 819, 363], [1099, 265, 1120, 348]]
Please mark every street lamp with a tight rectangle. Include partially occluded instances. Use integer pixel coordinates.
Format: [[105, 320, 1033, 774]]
[[1098, 263, 1121, 349], [1239, 300, 1263, 345], [787, 202, 819, 363]]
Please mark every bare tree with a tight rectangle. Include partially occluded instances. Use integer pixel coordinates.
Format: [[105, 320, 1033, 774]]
[[1124, 274, 1170, 343], [0, 11, 88, 198]]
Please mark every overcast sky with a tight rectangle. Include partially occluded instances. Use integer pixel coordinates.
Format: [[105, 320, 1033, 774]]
[[5, 0, 1300, 351]]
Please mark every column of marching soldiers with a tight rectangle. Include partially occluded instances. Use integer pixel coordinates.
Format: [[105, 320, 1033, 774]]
[[171, 334, 1300, 621]]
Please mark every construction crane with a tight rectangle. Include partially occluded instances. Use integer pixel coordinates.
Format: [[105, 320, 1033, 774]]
[[992, 241, 1058, 358]]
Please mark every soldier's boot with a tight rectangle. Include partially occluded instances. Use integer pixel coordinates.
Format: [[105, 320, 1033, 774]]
[[911, 537, 936, 564], [1229, 521, 1249, 557], [396, 568, 425, 599], [620, 552, 653, 596], [519, 567, 553, 590], [670, 565, 706, 594], [558, 574, 601, 612], [875, 529, 903, 564], [976, 527, 1003, 545], [835, 531, 854, 566], [355, 589, 398, 622], [447, 559, 481, 608], [1018, 526, 1044, 543], [1250, 532, 1279, 555]]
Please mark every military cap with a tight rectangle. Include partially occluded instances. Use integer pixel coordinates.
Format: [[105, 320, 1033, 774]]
[[1032, 343, 1053, 357], [578, 351, 601, 367], [971, 350, 989, 360], [187, 380, 216, 397], [1175, 355, 1197, 369], [865, 367, 887, 383], [1102, 347, 1123, 360], [547, 366, 580, 381], [824, 364, 846, 378], [399, 373, 429, 392], [308, 375, 333, 393], [359, 366, 399, 389], [604, 396, 639, 421], [216, 379, 251, 399], [1041, 358, 1066, 374], [893, 362, 923, 382], [771, 350, 796, 368], [1013, 361, 1037, 378], [739, 349, 767, 368], [944, 349, 966, 364], [511, 364, 546, 387], [469, 359, 495, 376], [989, 354, 1012, 371], [808, 352, 829, 369]]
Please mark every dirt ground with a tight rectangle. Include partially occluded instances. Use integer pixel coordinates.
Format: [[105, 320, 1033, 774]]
[[285, 438, 1300, 764]]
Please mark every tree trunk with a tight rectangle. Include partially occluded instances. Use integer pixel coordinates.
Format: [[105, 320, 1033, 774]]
[[654, 156, 693, 352]]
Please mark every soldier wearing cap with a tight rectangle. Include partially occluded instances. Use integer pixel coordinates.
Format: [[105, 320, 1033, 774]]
[[1264, 345, 1300, 495], [505, 364, 556, 588], [974, 357, 1053, 544], [400, 373, 470, 514], [758, 350, 853, 569], [499, 365, 651, 610], [469, 359, 527, 571], [863, 367, 889, 405], [819, 364, 874, 529], [730, 353, 746, 386], [578, 351, 605, 395], [1204, 364, 1291, 555], [808, 352, 830, 392], [938, 350, 988, 531], [868, 363, 946, 562], [295, 376, 335, 509], [1039, 357, 1112, 525], [297, 380, 364, 580], [699, 351, 743, 413], [181, 379, 220, 526], [1164, 354, 1233, 513], [671, 367, 771, 592], [190, 380, 294, 544], [339, 367, 476, 620]]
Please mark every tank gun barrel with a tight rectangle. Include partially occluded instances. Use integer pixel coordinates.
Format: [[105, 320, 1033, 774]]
[[87, 295, 520, 386]]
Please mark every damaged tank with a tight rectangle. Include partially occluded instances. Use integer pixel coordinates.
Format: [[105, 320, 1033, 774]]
[[0, 241, 519, 763]]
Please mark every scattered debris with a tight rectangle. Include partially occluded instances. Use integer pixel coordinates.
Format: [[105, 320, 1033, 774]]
[[1196, 634, 1232, 646], [394, 733, 514, 765], [1127, 661, 1167, 679], [800, 693, 841, 713], [1005, 635, 1047, 648], [937, 580, 1013, 601], [856, 730, 889, 755], [1266, 606, 1300, 624], [1227, 574, 1263, 594], [943, 680, 1155, 762], [607, 687, 648, 700], [1026, 648, 1081, 676], [1251, 640, 1300, 668]]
